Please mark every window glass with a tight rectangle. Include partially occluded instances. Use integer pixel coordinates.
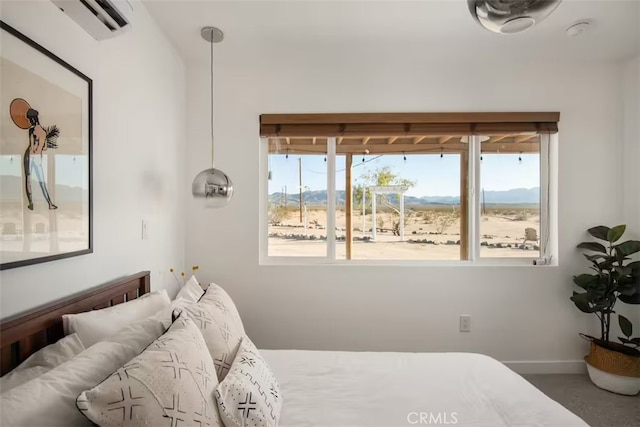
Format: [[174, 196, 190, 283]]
[[480, 135, 541, 258], [267, 138, 327, 257], [334, 137, 468, 261], [263, 133, 547, 263]]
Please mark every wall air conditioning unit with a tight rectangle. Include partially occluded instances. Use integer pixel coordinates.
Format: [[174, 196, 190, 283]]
[[51, 0, 133, 40]]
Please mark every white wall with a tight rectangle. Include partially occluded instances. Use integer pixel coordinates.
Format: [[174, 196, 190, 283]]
[[620, 56, 640, 330], [0, 0, 187, 318], [622, 56, 639, 238], [185, 38, 636, 371]]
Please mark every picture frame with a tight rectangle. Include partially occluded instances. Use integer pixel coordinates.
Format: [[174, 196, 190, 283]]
[[0, 21, 93, 270]]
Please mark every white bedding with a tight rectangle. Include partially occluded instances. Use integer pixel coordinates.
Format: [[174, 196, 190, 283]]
[[261, 350, 588, 427]]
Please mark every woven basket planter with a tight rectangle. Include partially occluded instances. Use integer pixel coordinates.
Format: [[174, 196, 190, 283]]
[[585, 341, 640, 395], [586, 341, 640, 377]]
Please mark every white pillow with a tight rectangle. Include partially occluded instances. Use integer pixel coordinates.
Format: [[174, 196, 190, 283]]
[[0, 316, 167, 426], [175, 274, 204, 303], [78, 315, 222, 427], [63, 289, 171, 347], [147, 295, 197, 328], [200, 283, 245, 332], [176, 284, 246, 381], [0, 333, 84, 393], [215, 336, 282, 427]]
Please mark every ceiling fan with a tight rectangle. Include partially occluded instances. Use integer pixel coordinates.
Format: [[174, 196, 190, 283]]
[[468, 0, 563, 34]]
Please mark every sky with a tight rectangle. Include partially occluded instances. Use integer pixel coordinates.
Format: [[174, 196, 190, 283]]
[[1, 152, 538, 198], [268, 152, 540, 197]]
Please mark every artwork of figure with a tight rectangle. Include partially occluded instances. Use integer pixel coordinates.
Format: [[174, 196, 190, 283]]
[[9, 98, 60, 210]]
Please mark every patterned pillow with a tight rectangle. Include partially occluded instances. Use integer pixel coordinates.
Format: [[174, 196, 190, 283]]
[[215, 337, 282, 427], [178, 283, 246, 381], [200, 282, 245, 333], [77, 315, 221, 427]]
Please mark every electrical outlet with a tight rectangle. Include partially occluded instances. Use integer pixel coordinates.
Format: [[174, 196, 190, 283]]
[[460, 315, 471, 332]]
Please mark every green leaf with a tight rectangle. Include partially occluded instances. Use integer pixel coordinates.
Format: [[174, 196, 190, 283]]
[[619, 315, 633, 337], [617, 281, 640, 296], [615, 240, 640, 258], [584, 253, 608, 262], [571, 292, 596, 313], [597, 259, 614, 270], [628, 261, 640, 275], [632, 338, 640, 346], [577, 242, 607, 253], [619, 293, 640, 304], [607, 225, 626, 243], [619, 337, 633, 344], [588, 226, 611, 241], [613, 266, 632, 276], [573, 274, 599, 289]]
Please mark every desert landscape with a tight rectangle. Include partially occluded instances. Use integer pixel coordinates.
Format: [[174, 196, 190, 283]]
[[268, 205, 540, 260], [0, 200, 89, 263]]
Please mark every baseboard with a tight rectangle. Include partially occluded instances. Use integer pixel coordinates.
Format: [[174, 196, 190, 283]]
[[502, 360, 587, 375]]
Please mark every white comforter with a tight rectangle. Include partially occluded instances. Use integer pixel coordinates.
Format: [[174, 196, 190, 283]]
[[261, 350, 588, 427]]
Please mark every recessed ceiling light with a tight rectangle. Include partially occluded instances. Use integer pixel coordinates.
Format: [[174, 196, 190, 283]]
[[566, 21, 591, 37]]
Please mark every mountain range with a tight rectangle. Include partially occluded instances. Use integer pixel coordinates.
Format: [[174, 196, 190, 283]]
[[269, 187, 540, 206], [1, 176, 88, 202]]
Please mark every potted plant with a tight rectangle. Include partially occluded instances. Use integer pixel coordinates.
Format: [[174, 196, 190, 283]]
[[571, 225, 640, 395]]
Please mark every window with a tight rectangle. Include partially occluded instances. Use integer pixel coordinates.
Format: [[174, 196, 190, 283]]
[[479, 135, 542, 259], [266, 138, 328, 257], [260, 113, 556, 264]]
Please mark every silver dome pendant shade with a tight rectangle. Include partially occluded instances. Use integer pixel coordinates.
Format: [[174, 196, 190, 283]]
[[192, 168, 233, 208], [468, 0, 563, 34], [192, 26, 233, 208]]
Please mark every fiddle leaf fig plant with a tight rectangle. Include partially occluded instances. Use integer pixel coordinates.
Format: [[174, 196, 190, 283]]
[[571, 225, 640, 356]]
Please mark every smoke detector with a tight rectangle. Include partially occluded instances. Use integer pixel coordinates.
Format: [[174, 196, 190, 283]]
[[468, 0, 563, 34]]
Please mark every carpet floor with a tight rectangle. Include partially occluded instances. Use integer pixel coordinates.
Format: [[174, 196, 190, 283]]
[[523, 374, 639, 427]]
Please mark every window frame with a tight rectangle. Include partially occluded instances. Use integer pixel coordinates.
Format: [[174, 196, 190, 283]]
[[259, 134, 557, 266]]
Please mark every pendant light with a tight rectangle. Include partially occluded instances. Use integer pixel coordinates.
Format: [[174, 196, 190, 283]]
[[191, 26, 233, 207]]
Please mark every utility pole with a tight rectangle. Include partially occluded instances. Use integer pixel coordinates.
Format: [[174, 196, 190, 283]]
[[298, 157, 303, 223]]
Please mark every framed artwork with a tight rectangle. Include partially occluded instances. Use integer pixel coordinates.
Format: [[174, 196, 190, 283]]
[[0, 21, 92, 270]]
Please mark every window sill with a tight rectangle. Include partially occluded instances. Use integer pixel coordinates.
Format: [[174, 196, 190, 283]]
[[259, 257, 557, 267]]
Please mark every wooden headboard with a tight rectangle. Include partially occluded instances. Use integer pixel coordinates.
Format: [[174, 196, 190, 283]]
[[0, 271, 150, 376]]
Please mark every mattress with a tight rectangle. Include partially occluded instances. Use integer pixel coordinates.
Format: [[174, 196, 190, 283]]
[[261, 350, 588, 427]]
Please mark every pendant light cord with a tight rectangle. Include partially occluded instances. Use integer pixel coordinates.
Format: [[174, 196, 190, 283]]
[[210, 33, 215, 169]]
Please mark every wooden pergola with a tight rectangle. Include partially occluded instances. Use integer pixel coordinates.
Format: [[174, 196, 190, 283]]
[[268, 134, 539, 155]]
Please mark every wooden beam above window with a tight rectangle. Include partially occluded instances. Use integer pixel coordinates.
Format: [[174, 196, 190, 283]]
[[260, 112, 559, 137]]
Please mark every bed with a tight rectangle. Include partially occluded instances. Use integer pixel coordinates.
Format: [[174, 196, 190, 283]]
[[0, 271, 587, 426], [263, 350, 587, 426]]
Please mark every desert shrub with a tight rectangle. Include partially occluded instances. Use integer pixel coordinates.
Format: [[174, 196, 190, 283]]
[[434, 207, 458, 235], [513, 210, 531, 221], [435, 216, 455, 235], [268, 204, 288, 225], [421, 211, 435, 224], [393, 211, 415, 235]]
